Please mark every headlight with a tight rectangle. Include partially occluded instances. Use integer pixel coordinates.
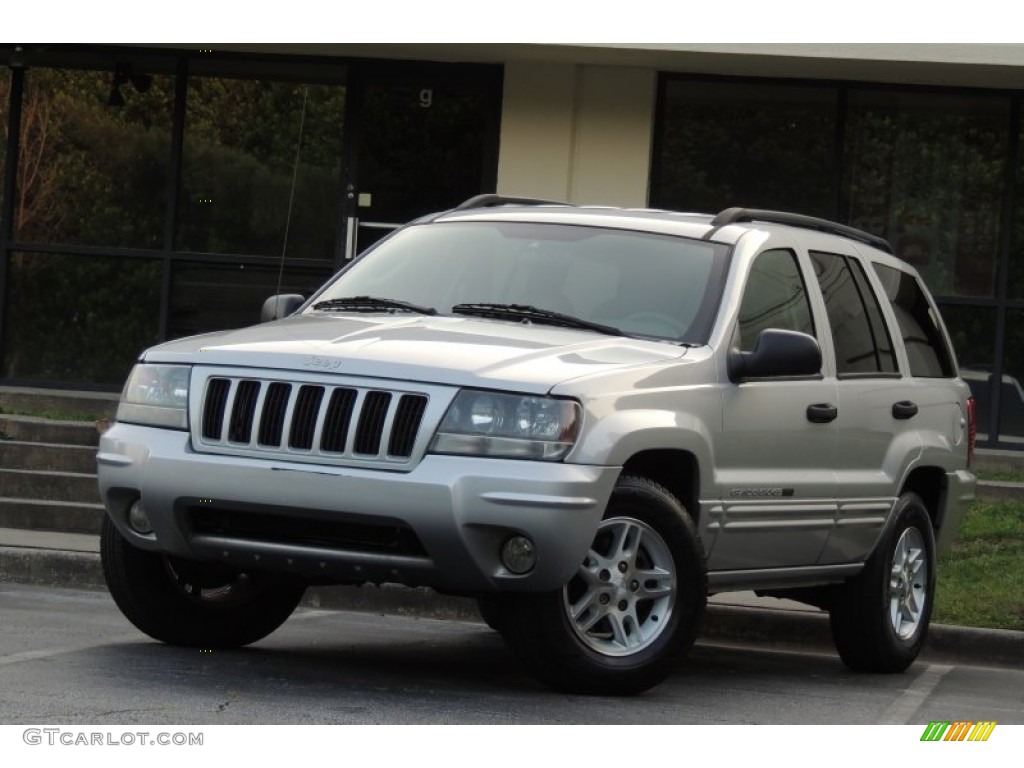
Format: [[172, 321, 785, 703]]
[[116, 364, 190, 430], [430, 390, 581, 461]]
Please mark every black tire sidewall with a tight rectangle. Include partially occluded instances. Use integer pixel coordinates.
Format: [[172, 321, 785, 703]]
[[101, 516, 305, 648], [506, 475, 707, 694], [830, 493, 936, 672]]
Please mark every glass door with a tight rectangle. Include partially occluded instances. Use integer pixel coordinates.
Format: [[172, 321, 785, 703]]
[[341, 62, 501, 260]]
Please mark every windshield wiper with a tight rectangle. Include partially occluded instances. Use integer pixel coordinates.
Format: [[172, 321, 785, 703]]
[[312, 296, 437, 315], [451, 303, 624, 337]]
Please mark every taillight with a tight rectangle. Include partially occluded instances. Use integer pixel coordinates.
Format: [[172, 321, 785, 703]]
[[966, 396, 977, 468]]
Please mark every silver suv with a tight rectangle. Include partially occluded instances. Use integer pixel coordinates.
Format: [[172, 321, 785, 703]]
[[98, 196, 977, 695]]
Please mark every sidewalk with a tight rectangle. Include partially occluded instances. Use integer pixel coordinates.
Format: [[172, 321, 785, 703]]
[[1, 527, 1020, 668]]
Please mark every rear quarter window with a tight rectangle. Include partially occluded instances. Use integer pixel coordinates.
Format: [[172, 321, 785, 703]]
[[871, 263, 955, 378]]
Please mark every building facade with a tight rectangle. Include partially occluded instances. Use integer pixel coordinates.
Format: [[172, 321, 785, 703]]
[[1, 43, 1023, 448]]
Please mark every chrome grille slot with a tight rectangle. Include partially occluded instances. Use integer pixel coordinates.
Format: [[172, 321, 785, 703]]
[[321, 388, 357, 453], [259, 383, 292, 447], [228, 380, 260, 443], [202, 378, 231, 440], [355, 391, 391, 455], [196, 373, 435, 467], [289, 385, 325, 450], [389, 394, 428, 458]]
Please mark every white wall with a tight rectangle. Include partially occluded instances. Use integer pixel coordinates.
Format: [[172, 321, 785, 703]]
[[496, 62, 656, 207]]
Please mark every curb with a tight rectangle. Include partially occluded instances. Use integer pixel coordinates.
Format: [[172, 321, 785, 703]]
[[2, 545, 1021, 668], [975, 481, 1024, 502]]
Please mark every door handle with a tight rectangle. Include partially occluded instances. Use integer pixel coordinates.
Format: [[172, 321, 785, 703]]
[[892, 400, 919, 420], [806, 403, 838, 424]]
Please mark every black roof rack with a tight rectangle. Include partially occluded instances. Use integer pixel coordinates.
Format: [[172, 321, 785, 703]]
[[455, 194, 569, 211], [708, 207, 893, 254]]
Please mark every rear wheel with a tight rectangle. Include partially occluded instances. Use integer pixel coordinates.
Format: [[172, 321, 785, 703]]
[[829, 493, 935, 672], [101, 516, 306, 648], [503, 475, 707, 695]]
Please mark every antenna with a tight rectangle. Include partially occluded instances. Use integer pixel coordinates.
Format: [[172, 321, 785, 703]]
[[275, 86, 310, 299]]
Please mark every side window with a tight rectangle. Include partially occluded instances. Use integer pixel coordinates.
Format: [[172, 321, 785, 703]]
[[811, 251, 897, 376], [737, 249, 815, 353], [872, 263, 955, 378]]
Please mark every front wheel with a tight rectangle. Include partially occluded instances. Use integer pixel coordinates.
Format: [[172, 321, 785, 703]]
[[503, 475, 707, 695], [829, 493, 936, 672], [101, 516, 306, 648]]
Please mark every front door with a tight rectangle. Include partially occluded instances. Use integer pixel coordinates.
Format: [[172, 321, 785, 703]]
[[340, 63, 502, 261], [710, 248, 838, 571]]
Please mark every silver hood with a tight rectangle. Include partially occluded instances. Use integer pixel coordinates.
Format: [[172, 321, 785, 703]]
[[143, 313, 689, 393]]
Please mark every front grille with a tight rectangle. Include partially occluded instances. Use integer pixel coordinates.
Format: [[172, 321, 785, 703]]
[[198, 376, 429, 462], [188, 507, 427, 556]]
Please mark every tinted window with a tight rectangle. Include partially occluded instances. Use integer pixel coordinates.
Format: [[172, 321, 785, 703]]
[[651, 80, 837, 218], [844, 89, 1008, 298], [177, 76, 345, 259], [812, 252, 897, 376], [15, 66, 174, 249], [872, 263, 955, 378], [2, 251, 160, 385], [737, 249, 815, 353]]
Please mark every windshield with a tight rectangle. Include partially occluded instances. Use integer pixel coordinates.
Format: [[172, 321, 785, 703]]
[[309, 221, 730, 343]]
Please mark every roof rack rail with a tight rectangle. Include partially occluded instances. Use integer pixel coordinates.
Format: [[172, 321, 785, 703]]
[[455, 194, 569, 211], [709, 207, 893, 254]]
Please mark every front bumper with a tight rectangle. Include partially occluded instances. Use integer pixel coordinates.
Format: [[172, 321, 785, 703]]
[[97, 423, 618, 593]]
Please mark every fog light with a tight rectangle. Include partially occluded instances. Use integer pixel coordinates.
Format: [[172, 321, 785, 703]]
[[128, 500, 153, 535], [501, 535, 537, 575]]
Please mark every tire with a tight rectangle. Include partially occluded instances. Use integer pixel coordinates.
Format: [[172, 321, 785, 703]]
[[476, 596, 512, 634], [829, 493, 936, 673], [100, 516, 306, 648], [503, 475, 707, 695]]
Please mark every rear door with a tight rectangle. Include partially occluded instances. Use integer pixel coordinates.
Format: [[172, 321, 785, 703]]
[[809, 249, 922, 565]]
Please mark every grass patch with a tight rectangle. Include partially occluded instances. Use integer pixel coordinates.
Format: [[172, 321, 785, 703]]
[[934, 499, 1024, 631], [975, 469, 1024, 484]]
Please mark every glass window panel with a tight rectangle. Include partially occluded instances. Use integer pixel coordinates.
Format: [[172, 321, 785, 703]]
[[2, 252, 160, 385], [737, 249, 815, 352], [1, 67, 9, 214], [811, 251, 896, 376], [169, 261, 333, 340], [999, 310, 1024, 444], [939, 304, 997, 441], [356, 82, 491, 248], [1011, 116, 1024, 299], [872, 263, 955, 378], [14, 66, 174, 248], [651, 80, 838, 218], [177, 77, 345, 260], [843, 90, 1009, 298]]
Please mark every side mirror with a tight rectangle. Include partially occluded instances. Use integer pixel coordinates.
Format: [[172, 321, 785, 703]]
[[729, 329, 822, 382], [261, 294, 306, 323]]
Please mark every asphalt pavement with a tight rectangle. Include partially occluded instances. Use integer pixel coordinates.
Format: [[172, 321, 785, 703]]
[[0, 526, 1020, 668]]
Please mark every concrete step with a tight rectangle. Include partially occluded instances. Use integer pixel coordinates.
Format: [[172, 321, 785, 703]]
[[0, 469, 100, 505], [0, 415, 100, 447], [0, 498, 105, 535], [0, 386, 117, 422], [975, 448, 1024, 475], [976, 480, 1024, 502], [0, 441, 97, 473]]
